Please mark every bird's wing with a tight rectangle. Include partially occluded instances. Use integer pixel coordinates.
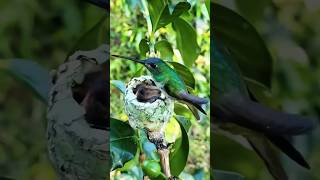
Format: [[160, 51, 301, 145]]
[[177, 91, 208, 104]]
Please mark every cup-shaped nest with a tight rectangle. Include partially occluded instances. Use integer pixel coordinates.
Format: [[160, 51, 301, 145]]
[[124, 76, 174, 133]]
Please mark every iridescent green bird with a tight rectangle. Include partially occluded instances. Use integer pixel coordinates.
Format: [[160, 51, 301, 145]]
[[213, 40, 314, 180], [112, 54, 208, 120]]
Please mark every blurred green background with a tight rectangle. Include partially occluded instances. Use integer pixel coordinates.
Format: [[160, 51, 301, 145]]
[[0, 0, 105, 179], [214, 0, 320, 179], [110, 0, 210, 178], [1, 0, 320, 179]]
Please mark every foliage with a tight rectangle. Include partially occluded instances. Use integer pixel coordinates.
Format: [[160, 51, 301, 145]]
[[110, 0, 210, 179], [1, 0, 318, 179], [213, 1, 320, 179], [0, 0, 107, 179]]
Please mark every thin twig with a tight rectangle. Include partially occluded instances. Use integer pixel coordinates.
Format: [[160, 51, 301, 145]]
[[158, 149, 171, 177]]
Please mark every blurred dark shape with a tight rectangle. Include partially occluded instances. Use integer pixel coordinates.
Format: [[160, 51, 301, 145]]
[[211, 3, 316, 179], [84, 0, 109, 10], [47, 45, 109, 180], [72, 60, 109, 130]]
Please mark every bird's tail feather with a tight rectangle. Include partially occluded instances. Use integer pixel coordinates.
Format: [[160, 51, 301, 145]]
[[187, 103, 200, 120], [183, 101, 207, 120], [267, 135, 310, 169], [178, 92, 208, 120], [179, 92, 208, 104]]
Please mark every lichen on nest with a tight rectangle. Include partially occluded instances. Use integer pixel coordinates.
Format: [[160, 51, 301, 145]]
[[124, 76, 174, 133]]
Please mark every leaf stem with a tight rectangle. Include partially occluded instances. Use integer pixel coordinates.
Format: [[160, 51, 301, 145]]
[[141, 0, 156, 56]]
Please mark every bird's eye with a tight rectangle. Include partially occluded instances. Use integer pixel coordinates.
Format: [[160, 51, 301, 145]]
[[150, 64, 157, 69]]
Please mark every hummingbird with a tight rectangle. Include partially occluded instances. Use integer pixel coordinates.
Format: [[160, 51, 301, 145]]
[[213, 39, 315, 180], [134, 84, 162, 103], [111, 54, 208, 120]]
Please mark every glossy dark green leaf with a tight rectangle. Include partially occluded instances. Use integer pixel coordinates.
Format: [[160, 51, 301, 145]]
[[155, 40, 174, 61], [68, 15, 108, 58], [110, 118, 138, 170], [0, 59, 51, 103], [111, 80, 126, 94], [171, 2, 191, 18], [139, 39, 149, 57], [167, 61, 195, 89], [148, 1, 191, 32], [170, 120, 189, 176], [173, 18, 199, 67], [148, 0, 170, 32], [213, 3, 272, 88], [175, 115, 191, 132], [174, 103, 192, 119], [212, 169, 245, 180]]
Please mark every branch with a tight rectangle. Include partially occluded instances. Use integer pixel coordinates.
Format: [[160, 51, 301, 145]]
[[158, 149, 171, 177]]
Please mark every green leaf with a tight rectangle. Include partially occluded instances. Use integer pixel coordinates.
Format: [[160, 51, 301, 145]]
[[133, 67, 145, 77], [244, 77, 275, 106], [167, 61, 195, 89], [175, 115, 191, 132], [139, 39, 149, 57], [148, 1, 191, 32], [213, 3, 272, 88], [68, 15, 109, 58], [126, 165, 144, 179], [170, 119, 189, 176], [155, 40, 174, 61], [111, 80, 126, 94], [174, 103, 193, 120], [205, 0, 210, 15], [173, 18, 199, 67], [0, 59, 51, 103], [212, 169, 245, 180], [110, 118, 138, 170], [148, 0, 170, 32], [171, 2, 191, 18], [165, 118, 182, 144]]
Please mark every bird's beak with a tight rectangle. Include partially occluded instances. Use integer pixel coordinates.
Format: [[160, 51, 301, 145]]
[[111, 54, 145, 64]]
